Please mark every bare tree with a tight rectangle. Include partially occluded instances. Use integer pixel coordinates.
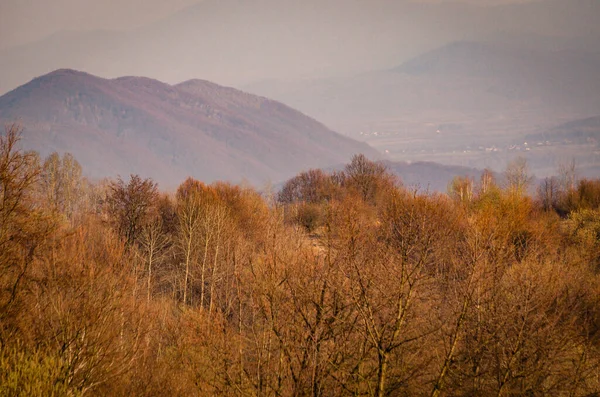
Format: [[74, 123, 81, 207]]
[[138, 218, 170, 303], [40, 152, 83, 220], [504, 157, 532, 196], [0, 124, 44, 321], [176, 185, 202, 306], [107, 175, 158, 247], [478, 169, 496, 196], [207, 202, 229, 314], [449, 176, 474, 205], [558, 158, 577, 193], [537, 176, 559, 212], [343, 154, 394, 203]]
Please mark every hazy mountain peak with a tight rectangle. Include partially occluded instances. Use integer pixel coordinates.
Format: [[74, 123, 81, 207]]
[[176, 78, 262, 100], [177, 79, 222, 88], [43, 68, 92, 77], [28, 68, 100, 86]]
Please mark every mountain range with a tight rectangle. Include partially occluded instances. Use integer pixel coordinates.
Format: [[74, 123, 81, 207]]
[[0, 69, 378, 187], [0, 68, 511, 191]]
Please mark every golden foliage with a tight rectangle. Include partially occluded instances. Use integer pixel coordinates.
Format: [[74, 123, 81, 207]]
[[2, 137, 600, 396]]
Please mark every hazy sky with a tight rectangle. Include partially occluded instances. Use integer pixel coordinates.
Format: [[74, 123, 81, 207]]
[[0, 0, 536, 49], [0, 0, 201, 49]]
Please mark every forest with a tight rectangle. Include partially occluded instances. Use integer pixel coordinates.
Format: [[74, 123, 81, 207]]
[[1, 122, 600, 396]]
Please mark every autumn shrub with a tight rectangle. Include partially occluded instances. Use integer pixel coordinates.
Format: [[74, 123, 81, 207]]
[[0, 345, 77, 397]]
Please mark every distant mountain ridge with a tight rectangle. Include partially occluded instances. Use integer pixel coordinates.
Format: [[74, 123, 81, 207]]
[[243, 39, 600, 179], [246, 39, 600, 136], [0, 69, 379, 188], [2, 0, 600, 95], [526, 115, 600, 144]]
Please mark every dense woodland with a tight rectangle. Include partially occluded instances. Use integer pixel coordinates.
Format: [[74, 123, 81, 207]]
[[2, 123, 600, 396]]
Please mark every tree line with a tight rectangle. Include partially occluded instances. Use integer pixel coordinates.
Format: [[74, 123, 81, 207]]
[[1, 123, 600, 396]]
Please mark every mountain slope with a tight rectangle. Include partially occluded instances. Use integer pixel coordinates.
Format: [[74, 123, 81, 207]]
[[550, 116, 600, 140], [394, 41, 600, 104], [247, 41, 600, 131], [246, 40, 600, 138], [0, 69, 379, 187], [523, 115, 600, 146]]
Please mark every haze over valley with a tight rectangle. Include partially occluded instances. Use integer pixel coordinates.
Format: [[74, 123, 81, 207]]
[[245, 39, 600, 178]]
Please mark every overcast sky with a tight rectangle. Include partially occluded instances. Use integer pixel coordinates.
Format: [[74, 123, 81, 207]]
[[0, 0, 537, 49]]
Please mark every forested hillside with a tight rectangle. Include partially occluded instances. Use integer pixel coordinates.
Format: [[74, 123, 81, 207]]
[[2, 123, 600, 396]]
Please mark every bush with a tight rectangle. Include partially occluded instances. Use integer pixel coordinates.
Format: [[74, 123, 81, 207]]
[[0, 346, 78, 397]]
